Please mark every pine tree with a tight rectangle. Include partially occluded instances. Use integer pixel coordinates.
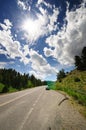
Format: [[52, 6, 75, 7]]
[[81, 47, 86, 70], [57, 69, 66, 82], [75, 47, 86, 70]]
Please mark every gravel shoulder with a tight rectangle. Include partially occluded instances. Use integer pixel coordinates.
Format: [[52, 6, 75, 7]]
[[54, 91, 86, 130]]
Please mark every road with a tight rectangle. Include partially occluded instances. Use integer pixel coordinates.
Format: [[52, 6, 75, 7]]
[[0, 86, 86, 130]]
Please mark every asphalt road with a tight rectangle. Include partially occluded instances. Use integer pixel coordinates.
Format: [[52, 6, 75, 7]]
[[0, 86, 86, 130]]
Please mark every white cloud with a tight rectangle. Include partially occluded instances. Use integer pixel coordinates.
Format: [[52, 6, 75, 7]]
[[21, 4, 59, 42], [17, 0, 27, 10], [22, 14, 48, 42], [0, 62, 7, 68], [0, 22, 21, 59], [17, 0, 32, 11], [4, 19, 12, 28], [0, 19, 12, 31], [45, 1, 86, 66], [23, 45, 29, 56], [0, 45, 7, 56], [28, 49, 57, 80], [47, 8, 59, 32], [20, 56, 30, 65], [29, 49, 47, 66], [37, 0, 43, 5], [49, 8, 59, 26], [37, 0, 52, 9], [0, 19, 30, 65], [44, 47, 53, 57], [46, 34, 59, 47]]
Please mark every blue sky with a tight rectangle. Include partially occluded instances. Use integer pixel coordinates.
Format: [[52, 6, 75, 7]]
[[0, 0, 86, 81]]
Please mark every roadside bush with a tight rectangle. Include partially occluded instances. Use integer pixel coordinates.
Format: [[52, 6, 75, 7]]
[[1, 86, 9, 93], [0, 83, 4, 93], [59, 79, 62, 82], [57, 69, 66, 81], [74, 77, 80, 82]]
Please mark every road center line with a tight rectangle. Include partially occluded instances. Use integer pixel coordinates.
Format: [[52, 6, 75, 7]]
[[20, 90, 44, 130], [0, 89, 39, 107]]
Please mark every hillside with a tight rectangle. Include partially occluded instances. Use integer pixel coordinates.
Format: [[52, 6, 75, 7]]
[[56, 69, 86, 117]]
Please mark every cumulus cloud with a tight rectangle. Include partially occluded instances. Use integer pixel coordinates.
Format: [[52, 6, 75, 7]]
[[20, 1, 59, 42], [0, 20, 21, 59], [0, 19, 29, 65], [0, 19, 12, 31], [0, 19, 57, 79], [37, 0, 52, 9], [44, 1, 86, 66], [44, 47, 53, 57], [28, 49, 57, 80], [17, 0, 28, 10], [37, 0, 43, 5]]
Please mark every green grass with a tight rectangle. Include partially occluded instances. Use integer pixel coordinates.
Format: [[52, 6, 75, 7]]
[[55, 70, 86, 117], [0, 84, 18, 93], [0, 83, 5, 93], [56, 70, 86, 104], [8, 86, 18, 93], [0, 80, 34, 94]]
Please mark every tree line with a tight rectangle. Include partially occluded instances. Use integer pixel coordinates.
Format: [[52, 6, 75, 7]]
[[75, 47, 86, 70], [0, 68, 46, 93], [57, 47, 86, 81]]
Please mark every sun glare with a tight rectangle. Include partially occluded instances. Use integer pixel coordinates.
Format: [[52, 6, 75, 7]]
[[22, 19, 38, 34]]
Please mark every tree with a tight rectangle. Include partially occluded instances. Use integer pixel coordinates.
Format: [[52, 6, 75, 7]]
[[75, 56, 83, 70], [30, 75, 36, 87], [0, 68, 45, 93], [75, 47, 86, 70], [81, 47, 86, 70], [57, 69, 66, 82]]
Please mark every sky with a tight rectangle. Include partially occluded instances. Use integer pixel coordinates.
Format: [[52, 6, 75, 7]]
[[0, 0, 86, 81]]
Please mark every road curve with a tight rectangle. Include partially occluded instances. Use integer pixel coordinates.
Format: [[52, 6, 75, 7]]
[[0, 86, 86, 130]]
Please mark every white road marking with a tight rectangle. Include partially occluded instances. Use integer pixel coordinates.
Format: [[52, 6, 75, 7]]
[[20, 91, 44, 130], [0, 89, 41, 107]]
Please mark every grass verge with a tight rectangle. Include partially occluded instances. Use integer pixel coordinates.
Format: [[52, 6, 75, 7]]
[[55, 70, 86, 117]]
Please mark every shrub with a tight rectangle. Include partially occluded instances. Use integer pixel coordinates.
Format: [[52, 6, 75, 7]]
[[75, 46, 86, 70], [74, 77, 80, 82], [57, 69, 66, 81], [2, 86, 9, 93]]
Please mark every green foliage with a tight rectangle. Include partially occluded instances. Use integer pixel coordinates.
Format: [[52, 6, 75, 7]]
[[56, 70, 86, 106], [74, 77, 80, 82], [75, 47, 86, 70], [0, 68, 45, 93], [0, 83, 4, 93], [75, 56, 83, 70], [82, 47, 86, 69], [8, 86, 18, 93], [57, 69, 66, 81], [28, 80, 34, 88], [2, 86, 9, 93], [0, 69, 29, 90], [29, 74, 45, 87]]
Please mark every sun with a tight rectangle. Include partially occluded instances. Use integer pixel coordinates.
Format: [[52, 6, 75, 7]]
[[22, 19, 38, 34], [21, 17, 42, 41]]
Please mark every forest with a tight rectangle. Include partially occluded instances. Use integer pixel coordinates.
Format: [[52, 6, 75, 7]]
[[0, 69, 46, 93]]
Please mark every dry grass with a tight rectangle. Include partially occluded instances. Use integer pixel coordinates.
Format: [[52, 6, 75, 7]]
[[56, 69, 86, 117]]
